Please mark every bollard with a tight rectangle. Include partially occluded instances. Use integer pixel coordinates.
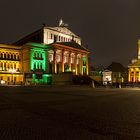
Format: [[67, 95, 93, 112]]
[[92, 80, 95, 88]]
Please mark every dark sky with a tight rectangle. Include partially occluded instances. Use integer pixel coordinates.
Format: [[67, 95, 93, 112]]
[[0, 0, 140, 67]]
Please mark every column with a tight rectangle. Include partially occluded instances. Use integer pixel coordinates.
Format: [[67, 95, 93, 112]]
[[53, 48, 57, 74], [75, 53, 78, 75], [128, 69, 131, 82], [138, 40, 140, 59], [61, 49, 64, 72], [80, 54, 83, 75], [133, 68, 136, 82], [68, 51, 71, 71], [86, 54, 89, 75], [139, 69, 140, 82]]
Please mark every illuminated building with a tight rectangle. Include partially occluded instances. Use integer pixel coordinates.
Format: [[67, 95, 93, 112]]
[[14, 19, 81, 46], [0, 19, 89, 85], [0, 44, 23, 84], [22, 43, 52, 84], [128, 39, 140, 82], [22, 41, 89, 85], [106, 62, 127, 84], [102, 70, 112, 85]]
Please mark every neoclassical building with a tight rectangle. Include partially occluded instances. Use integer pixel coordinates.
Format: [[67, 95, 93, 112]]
[[0, 20, 89, 85], [0, 44, 23, 84], [128, 39, 140, 82]]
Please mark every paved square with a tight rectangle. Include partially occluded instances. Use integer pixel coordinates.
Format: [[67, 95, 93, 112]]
[[0, 86, 140, 139]]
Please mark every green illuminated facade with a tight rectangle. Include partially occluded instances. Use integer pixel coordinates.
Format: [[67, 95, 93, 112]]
[[22, 42, 89, 85], [22, 43, 52, 85]]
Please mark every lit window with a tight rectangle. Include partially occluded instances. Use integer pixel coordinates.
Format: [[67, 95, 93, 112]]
[[14, 77, 16, 82], [56, 55, 61, 62], [40, 63, 42, 69], [14, 54, 16, 59], [34, 63, 36, 69], [14, 63, 16, 69], [7, 77, 10, 81], [37, 53, 39, 58], [11, 54, 13, 59], [34, 53, 36, 58], [4, 53, 6, 59], [51, 34, 53, 39], [40, 54, 42, 58], [8, 54, 10, 59], [49, 54, 53, 62]]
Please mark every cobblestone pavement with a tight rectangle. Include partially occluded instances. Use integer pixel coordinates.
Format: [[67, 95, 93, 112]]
[[0, 86, 140, 139]]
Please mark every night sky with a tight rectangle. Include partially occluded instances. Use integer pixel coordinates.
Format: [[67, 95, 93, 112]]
[[0, 0, 140, 67]]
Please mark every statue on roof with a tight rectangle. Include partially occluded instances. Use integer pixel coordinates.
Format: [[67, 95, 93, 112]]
[[59, 18, 68, 27]]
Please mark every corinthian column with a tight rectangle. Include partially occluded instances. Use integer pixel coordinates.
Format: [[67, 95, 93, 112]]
[[80, 54, 83, 75], [86, 54, 89, 75], [61, 49, 64, 72], [53, 48, 57, 74], [68, 51, 71, 71], [138, 39, 140, 59]]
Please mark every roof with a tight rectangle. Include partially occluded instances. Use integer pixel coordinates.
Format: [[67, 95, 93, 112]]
[[106, 62, 127, 72], [53, 42, 89, 52], [45, 26, 80, 39], [128, 60, 140, 67], [13, 26, 81, 46], [0, 44, 21, 50], [23, 42, 52, 49], [12, 28, 43, 46]]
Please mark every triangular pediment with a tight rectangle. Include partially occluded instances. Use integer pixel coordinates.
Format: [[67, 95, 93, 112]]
[[44, 27, 80, 38]]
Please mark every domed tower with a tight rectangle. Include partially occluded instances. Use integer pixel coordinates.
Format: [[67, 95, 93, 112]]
[[138, 39, 140, 59]]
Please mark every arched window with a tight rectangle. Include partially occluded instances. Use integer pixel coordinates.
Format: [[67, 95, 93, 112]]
[[61, 37, 63, 42], [14, 54, 16, 60], [14, 63, 16, 69], [11, 54, 13, 59], [4, 62, 6, 70], [34, 63, 36, 70], [8, 54, 10, 59], [37, 62, 39, 69], [40, 54, 42, 59], [11, 63, 13, 69], [37, 53, 39, 58], [1, 62, 3, 67], [0, 62, 2, 70], [7, 63, 9, 69], [34, 53, 36, 58], [40, 63, 42, 69], [4, 53, 6, 59], [17, 55, 19, 60]]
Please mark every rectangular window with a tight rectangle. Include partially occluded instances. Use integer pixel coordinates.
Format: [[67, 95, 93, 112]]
[[7, 77, 10, 81], [51, 34, 53, 39], [14, 77, 16, 82]]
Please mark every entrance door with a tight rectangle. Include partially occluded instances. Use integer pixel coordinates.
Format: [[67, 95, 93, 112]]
[[57, 63, 59, 74], [49, 63, 52, 73]]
